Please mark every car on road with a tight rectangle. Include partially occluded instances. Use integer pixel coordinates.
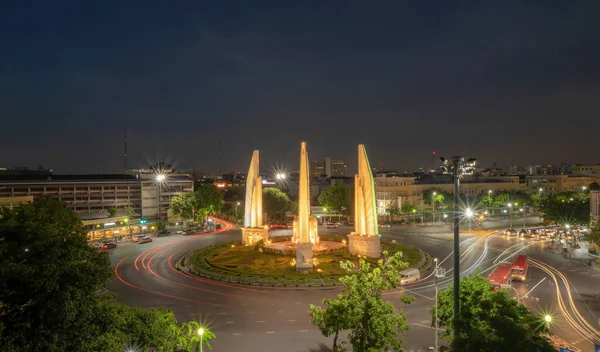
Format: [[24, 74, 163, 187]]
[[378, 223, 391, 228], [137, 236, 153, 244], [100, 242, 117, 250], [184, 230, 196, 236], [504, 229, 518, 236], [215, 224, 222, 229], [400, 268, 420, 285], [175, 230, 185, 235], [156, 230, 169, 237], [326, 222, 339, 228]]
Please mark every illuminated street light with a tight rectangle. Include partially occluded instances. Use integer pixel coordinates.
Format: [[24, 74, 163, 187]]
[[465, 208, 474, 233], [488, 190, 492, 195], [155, 174, 166, 220], [544, 315, 552, 323], [198, 327, 205, 352], [507, 203, 513, 229], [156, 174, 166, 182]]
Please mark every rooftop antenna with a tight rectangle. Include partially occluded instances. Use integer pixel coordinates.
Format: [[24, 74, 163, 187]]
[[124, 126, 128, 172]]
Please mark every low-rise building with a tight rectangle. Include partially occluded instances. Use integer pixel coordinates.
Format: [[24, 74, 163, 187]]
[[572, 164, 600, 177], [525, 175, 596, 194]]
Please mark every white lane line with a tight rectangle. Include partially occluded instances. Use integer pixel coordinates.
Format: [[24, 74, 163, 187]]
[[523, 277, 546, 298], [277, 311, 284, 313], [225, 321, 234, 324], [299, 329, 308, 333], [257, 320, 266, 323], [233, 333, 242, 336], [219, 312, 227, 315], [266, 331, 275, 334], [287, 319, 296, 322]]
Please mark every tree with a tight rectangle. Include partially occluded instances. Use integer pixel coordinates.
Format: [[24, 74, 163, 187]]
[[263, 187, 291, 221], [401, 204, 418, 214], [538, 192, 589, 225], [583, 221, 600, 247], [0, 196, 204, 352], [318, 184, 351, 218], [108, 206, 118, 217], [0, 196, 113, 351], [589, 182, 600, 191], [387, 204, 401, 217], [310, 252, 410, 351], [170, 192, 195, 220], [433, 274, 555, 352], [194, 184, 224, 218]]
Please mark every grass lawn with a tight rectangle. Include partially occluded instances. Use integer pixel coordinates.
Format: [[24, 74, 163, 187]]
[[189, 240, 422, 281]]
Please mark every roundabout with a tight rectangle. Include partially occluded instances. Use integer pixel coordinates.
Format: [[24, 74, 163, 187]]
[[184, 236, 424, 287]]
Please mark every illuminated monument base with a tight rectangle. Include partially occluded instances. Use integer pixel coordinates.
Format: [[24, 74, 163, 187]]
[[347, 233, 381, 258], [241, 227, 269, 246], [295, 243, 314, 273]]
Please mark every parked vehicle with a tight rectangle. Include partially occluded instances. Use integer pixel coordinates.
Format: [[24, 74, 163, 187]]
[[378, 223, 391, 228], [184, 230, 196, 236], [400, 268, 420, 285], [175, 230, 185, 235], [138, 236, 153, 244], [326, 222, 339, 228], [132, 234, 144, 242]]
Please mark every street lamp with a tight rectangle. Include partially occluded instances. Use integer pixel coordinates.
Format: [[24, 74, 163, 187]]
[[433, 258, 445, 352], [507, 203, 513, 229], [412, 208, 416, 227], [156, 174, 166, 220], [235, 202, 241, 220], [465, 208, 474, 233], [544, 314, 552, 330], [275, 172, 286, 191], [439, 155, 476, 338], [432, 192, 437, 223], [198, 327, 205, 352]]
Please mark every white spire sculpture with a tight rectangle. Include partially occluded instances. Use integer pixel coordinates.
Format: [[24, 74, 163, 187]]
[[241, 150, 269, 245], [293, 141, 319, 272], [348, 144, 381, 258]]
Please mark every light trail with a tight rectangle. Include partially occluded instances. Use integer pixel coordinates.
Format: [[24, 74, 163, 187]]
[[523, 277, 546, 298]]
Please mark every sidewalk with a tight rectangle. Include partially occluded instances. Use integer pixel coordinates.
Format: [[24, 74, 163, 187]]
[[548, 240, 592, 262]]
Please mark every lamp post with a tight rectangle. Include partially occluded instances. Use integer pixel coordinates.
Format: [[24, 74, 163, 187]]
[[156, 174, 166, 220], [198, 327, 205, 352], [507, 202, 513, 229], [432, 192, 437, 223], [544, 315, 552, 330], [275, 173, 286, 191], [520, 208, 525, 228], [235, 201, 240, 221], [440, 155, 476, 339], [433, 258, 445, 352], [412, 208, 416, 226]]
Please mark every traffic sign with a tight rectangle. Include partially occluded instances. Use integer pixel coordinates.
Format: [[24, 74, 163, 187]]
[[560, 348, 574, 352]]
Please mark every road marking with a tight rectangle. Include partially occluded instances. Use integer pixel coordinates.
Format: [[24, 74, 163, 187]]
[[257, 320, 266, 323], [421, 320, 429, 324], [225, 321, 234, 324], [295, 302, 301, 305], [233, 333, 242, 336], [277, 311, 284, 313], [523, 277, 546, 298], [266, 331, 275, 334], [219, 312, 227, 315], [288, 319, 296, 322], [299, 329, 308, 333]]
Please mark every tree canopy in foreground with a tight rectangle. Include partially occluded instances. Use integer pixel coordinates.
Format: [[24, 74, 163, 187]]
[[433, 274, 555, 352]]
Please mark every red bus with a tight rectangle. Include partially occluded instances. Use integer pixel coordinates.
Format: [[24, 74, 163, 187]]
[[488, 265, 512, 291], [510, 255, 528, 281]]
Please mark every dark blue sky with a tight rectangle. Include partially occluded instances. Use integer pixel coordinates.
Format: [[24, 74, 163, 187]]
[[1, 1, 599, 174]]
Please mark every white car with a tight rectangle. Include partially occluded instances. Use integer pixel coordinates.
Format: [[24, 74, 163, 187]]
[[175, 230, 185, 235]]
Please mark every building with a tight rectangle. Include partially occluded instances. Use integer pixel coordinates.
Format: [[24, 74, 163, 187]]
[[591, 190, 600, 227], [572, 164, 600, 176], [0, 173, 193, 222], [310, 157, 347, 177], [525, 175, 596, 194], [374, 174, 525, 217]]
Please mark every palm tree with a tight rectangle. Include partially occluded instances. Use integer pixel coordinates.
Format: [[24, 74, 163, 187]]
[[178, 321, 216, 351]]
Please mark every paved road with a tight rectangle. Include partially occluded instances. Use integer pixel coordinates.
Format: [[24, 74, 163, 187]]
[[107, 220, 600, 351]]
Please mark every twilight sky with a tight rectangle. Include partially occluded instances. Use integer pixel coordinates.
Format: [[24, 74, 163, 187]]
[[1, 1, 599, 175]]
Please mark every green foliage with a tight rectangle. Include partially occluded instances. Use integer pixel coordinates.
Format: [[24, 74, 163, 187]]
[[538, 192, 589, 225], [156, 221, 167, 231], [401, 295, 416, 304], [194, 184, 223, 217], [170, 192, 196, 220], [584, 222, 600, 246], [177, 321, 216, 351], [433, 274, 555, 352], [589, 182, 600, 191], [263, 187, 292, 220], [0, 196, 212, 352], [318, 184, 351, 215], [310, 251, 410, 352], [401, 204, 418, 214], [387, 204, 400, 216], [108, 206, 118, 217]]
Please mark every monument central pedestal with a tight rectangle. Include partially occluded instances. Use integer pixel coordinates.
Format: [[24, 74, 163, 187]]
[[347, 233, 381, 258], [241, 227, 269, 246], [295, 243, 314, 273]]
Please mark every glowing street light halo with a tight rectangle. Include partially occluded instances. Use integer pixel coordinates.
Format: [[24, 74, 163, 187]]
[[155, 174, 166, 182], [544, 315, 552, 323]]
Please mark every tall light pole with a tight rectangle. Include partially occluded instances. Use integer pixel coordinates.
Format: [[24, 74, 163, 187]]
[[507, 202, 513, 229], [520, 208, 525, 228], [275, 173, 286, 191], [156, 174, 166, 220], [432, 191, 437, 223], [235, 201, 240, 221], [412, 208, 416, 226], [440, 155, 476, 339], [198, 327, 205, 352]]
